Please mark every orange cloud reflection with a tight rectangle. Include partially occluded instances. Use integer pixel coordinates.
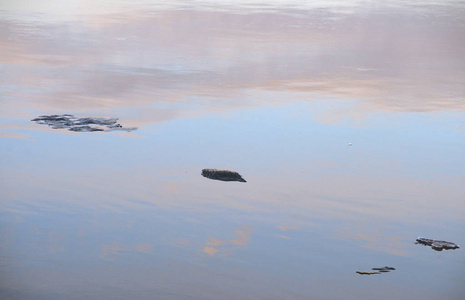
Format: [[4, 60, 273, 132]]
[[203, 225, 252, 256]]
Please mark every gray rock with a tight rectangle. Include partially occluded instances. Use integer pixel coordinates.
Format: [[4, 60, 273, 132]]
[[69, 126, 104, 132], [372, 266, 396, 272], [31, 114, 137, 133], [106, 124, 138, 132], [416, 237, 460, 251], [356, 271, 381, 275], [357, 266, 396, 275], [201, 169, 246, 182]]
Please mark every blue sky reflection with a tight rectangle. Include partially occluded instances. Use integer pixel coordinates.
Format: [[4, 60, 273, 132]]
[[1, 1, 465, 299]]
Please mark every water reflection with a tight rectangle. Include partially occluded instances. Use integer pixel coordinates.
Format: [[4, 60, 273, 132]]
[[1, 1, 465, 299], [203, 225, 252, 256], [1, 0, 465, 138], [101, 242, 154, 261]]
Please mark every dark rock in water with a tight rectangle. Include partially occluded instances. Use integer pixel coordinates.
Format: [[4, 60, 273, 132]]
[[106, 124, 138, 132], [416, 237, 460, 251], [356, 271, 380, 275], [357, 266, 396, 275], [74, 117, 118, 126], [69, 126, 104, 132], [31, 114, 137, 133], [201, 169, 246, 182], [372, 266, 396, 272]]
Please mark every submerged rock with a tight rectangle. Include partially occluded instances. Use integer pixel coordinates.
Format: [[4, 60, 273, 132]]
[[416, 237, 460, 251], [372, 266, 396, 272], [31, 114, 137, 132], [106, 124, 138, 132], [356, 271, 380, 275], [201, 169, 246, 182], [357, 266, 396, 275], [69, 126, 104, 132]]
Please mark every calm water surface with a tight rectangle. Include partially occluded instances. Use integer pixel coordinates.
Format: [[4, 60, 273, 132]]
[[1, 1, 465, 299]]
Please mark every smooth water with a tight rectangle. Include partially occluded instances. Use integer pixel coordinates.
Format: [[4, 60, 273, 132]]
[[1, 1, 464, 299]]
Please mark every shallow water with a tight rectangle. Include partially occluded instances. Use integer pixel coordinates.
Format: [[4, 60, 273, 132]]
[[1, 1, 464, 299]]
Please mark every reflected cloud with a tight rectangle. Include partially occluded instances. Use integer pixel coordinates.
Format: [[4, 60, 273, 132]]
[[339, 226, 409, 256], [1, 2, 464, 137], [277, 225, 298, 239], [1, 2, 465, 299], [278, 225, 298, 231], [0, 131, 32, 140], [202, 225, 252, 256], [101, 242, 154, 260]]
